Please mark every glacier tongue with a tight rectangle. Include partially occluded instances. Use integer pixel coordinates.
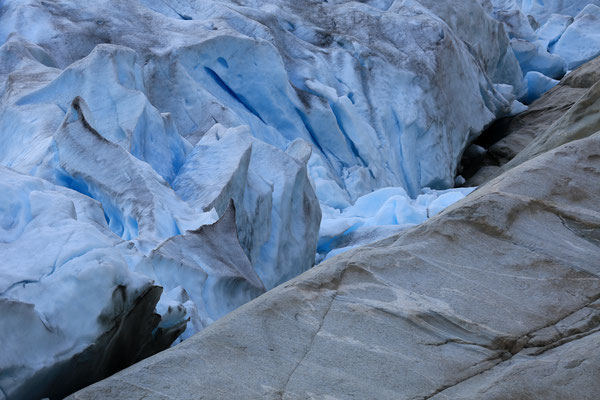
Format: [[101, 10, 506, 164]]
[[0, 0, 598, 398]]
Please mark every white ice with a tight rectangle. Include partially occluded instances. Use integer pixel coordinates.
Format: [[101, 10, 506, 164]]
[[317, 186, 476, 262], [0, 0, 598, 398], [553, 5, 600, 70], [484, 1, 600, 102]]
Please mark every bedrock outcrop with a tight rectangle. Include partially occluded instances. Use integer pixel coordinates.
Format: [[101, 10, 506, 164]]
[[72, 108, 600, 398]]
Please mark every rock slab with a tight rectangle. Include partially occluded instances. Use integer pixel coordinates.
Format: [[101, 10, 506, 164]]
[[72, 134, 600, 398]]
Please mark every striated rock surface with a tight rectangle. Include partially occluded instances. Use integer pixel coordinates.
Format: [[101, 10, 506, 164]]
[[72, 125, 600, 398], [504, 78, 600, 170]]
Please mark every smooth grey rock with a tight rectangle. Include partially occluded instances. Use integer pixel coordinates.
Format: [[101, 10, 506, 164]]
[[486, 83, 586, 163], [562, 55, 600, 88], [71, 130, 600, 399], [503, 78, 600, 170], [464, 165, 500, 186]]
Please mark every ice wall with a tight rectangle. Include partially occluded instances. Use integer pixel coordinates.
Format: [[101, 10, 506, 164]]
[[1, 0, 596, 398]]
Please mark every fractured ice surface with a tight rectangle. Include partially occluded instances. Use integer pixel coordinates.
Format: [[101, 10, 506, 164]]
[[51, 97, 212, 244], [510, 38, 567, 79], [488, 0, 600, 24], [0, 0, 598, 398], [0, 167, 166, 400], [318, 187, 475, 262], [488, 0, 600, 102], [0, 0, 520, 199], [553, 5, 600, 70], [536, 14, 574, 50], [136, 200, 266, 340]]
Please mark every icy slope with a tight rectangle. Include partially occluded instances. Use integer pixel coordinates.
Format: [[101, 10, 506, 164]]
[[0, 0, 596, 398], [0, 167, 173, 400], [488, 0, 600, 102], [0, 0, 520, 202]]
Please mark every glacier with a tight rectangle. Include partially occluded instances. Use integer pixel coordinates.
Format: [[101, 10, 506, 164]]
[[318, 186, 475, 262], [0, 0, 599, 398], [489, 0, 600, 102]]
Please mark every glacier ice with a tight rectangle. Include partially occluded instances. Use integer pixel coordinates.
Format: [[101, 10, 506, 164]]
[[553, 5, 600, 70], [519, 0, 600, 25], [0, 167, 173, 400], [488, 0, 600, 102], [318, 187, 475, 262], [51, 97, 213, 244], [536, 14, 575, 50], [492, 8, 538, 41], [0, 22, 319, 397], [511, 38, 567, 79], [174, 123, 321, 290], [521, 71, 560, 104], [0, 0, 598, 398], [488, 0, 600, 24], [0, 0, 520, 199], [136, 200, 266, 340]]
